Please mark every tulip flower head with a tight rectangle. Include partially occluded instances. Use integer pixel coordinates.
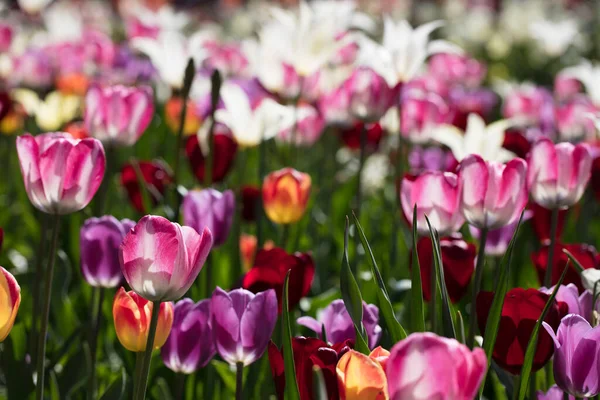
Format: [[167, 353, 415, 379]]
[[120, 160, 173, 213], [16, 132, 106, 215], [210, 287, 277, 366], [119, 215, 213, 302], [0, 267, 20, 342], [112, 287, 174, 352], [185, 132, 238, 184], [533, 242, 598, 291], [337, 350, 388, 400], [582, 269, 600, 293], [537, 385, 575, 400], [262, 168, 312, 225], [182, 189, 235, 247]]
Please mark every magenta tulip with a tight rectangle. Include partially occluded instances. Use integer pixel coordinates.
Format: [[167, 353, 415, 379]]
[[182, 189, 235, 247], [342, 67, 396, 122], [386, 332, 487, 400], [400, 171, 464, 236], [16, 133, 106, 215], [161, 298, 215, 374], [527, 138, 592, 209], [119, 215, 213, 302], [80, 216, 135, 288], [210, 287, 277, 366], [458, 154, 528, 229], [84, 84, 154, 146]]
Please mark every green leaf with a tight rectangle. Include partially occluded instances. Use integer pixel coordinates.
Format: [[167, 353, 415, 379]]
[[410, 205, 425, 333], [282, 270, 301, 400], [351, 213, 407, 342], [312, 366, 328, 400], [563, 248, 586, 273], [425, 215, 456, 339], [456, 311, 466, 344], [353, 323, 370, 354], [50, 370, 61, 400], [99, 368, 128, 400], [517, 261, 570, 400], [211, 360, 237, 392], [479, 212, 524, 397]]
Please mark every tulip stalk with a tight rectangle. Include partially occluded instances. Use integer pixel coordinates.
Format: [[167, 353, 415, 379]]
[[30, 213, 47, 362], [235, 362, 244, 400], [352, 124, 368, 276], [543, 208, 560, 287], [134, 300, 161, 400], [467, 227, 488, 349], [87, 287, 105, 400], [35, 214, 61, 400]]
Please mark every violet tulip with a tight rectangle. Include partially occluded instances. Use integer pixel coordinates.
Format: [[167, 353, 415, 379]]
[[527, 138, 592, 209], [537, 385, 575, 400], [543, 314, 600, 397], [540, 284, 591, 322], [458, 154, 528, 230], [80, 216, 135, 288], [297, 299, 382, 349], [210, 287, 277, 366], [84, 84, 154, 146], [182, 189, 235, 247], [16, 132, 106, 215], [469, 210, 532, 256], [386, 332, 487, 400], [119, 215, 213, 302], [400, 171, 464, 236], [161, 298, 215, 374]]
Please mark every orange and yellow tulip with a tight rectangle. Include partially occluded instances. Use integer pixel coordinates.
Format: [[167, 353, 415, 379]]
[[262, 168, 311, 224], [336, 349, 388, 400], [165, 96, 201, 136], [0, 267, 20, 342]]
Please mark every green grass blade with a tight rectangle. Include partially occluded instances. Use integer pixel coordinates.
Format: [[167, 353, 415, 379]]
[[410, 205, 425, 333], [282, 270, 301, 400], [563, 248, 586, 273]]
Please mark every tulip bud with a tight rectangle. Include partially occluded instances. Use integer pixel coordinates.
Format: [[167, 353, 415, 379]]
[[16, 133, 106, 215], [262, 168, 311, 224], [182, 189, 235, 247], [0, 267, 20, 342], [112, 287, 174, 352], [336, 350, 388, 400]]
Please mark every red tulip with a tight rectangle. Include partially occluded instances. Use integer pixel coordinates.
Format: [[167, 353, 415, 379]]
[[590, 157, 600, 202], [241, 185, 261, 222], [414, 235, 476, 303], [530, 203, 568, 243], [339, 122, 383, 151], [502, 129, 531, 159], [477, 288, 567, 375], [242, 248, 314, 313], [120, 160, 173, 213], [185, 133, 237, 184], [532, 242, 598, 291]]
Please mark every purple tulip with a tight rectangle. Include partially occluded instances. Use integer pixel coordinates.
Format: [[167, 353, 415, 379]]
[[182, 189, 235, 247], [540, 284, 591, 322], [470, 210, 532, 257], [296, 299, 382, 349], [537, 385, 575, 400], [543, 314, 600, 397], [210, 287, 277, 366], [161, 298, 215, 374], [80, 216, 135, 288]]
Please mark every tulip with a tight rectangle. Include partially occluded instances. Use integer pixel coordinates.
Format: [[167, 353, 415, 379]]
[[341, 67, 395, 122], [369, 347, 390, 370], [458, 154, 528, 230], [407, 146, 457, 174], [470, 210, 532, 257], [210, 287, 277, 366], [502, 130, 531, 160], [297, 299, 382, 349], [13, 90, 82, 132], [262, 168, 311, 225], [502, 85, 554, 128], [0, 267, 21, 342], [448, 87, 497, 131], [532, 242, 598, 291], [16, 133, 106, 215], [527, 138, 592, 209], [400, 171, 464, 236], [182, 189, 235, 247], [477, 288, 567, 374], [555, 72, 582, 101], [591, 157, 600, 202], [537, 385, 575, 400], [185, 132, 238, 184], [340, 122, 384, 152], [543, 314, 600, 397], [336, 350, 388, 400], [277, 103, 325, 147], [240, 185, 261, 222], [112, 287, 174, 352], [161, 298, 215, 374], [10, 49, 53, 89], [582, 269, 600, 293], [84, 85, 154, 146], [242, 248, 314, 313], [240, 234, 258, 272], [399, 91, 450, 143], [120, 160, 173, 213], [0, 23, 12, 53], [80, 216, 135, 288], [428, 53, 487, 88], [414, 236, 476, 303], [540, 284, 591, 322], [530, 203, 568, 243], [554, 96, 597, 142], [386, 332, 487, 400], [165, 97, 202, 136], [119, 215, 213, 302]]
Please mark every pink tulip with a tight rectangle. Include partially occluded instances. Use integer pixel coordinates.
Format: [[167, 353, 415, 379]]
[[85, 84, 154, 146], [527, 138, 592, 209], [342, 67, 396, 122], [277, 103, 325, 146], [458, 154, 528, 229], [386, 332, 487, 400], [400, 171, 464, 236], [554, 74, 582, 101], [0, 23, 13, 53], [400, 91, 450, 143], [119, 215, 213, 302], [428, 53, 487, 88], [16, 133, 106, 215], [554, 96, 597, 142]]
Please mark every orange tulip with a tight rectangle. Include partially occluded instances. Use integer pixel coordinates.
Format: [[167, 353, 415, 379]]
[[0, 267, 20, 342], [336, 350, 388, 400], [262, 168, 311, 224], [369, 346, 390, 370], [165, 96, 201, 136], [240, 234, 275, 272], [112, 287, 174, 352]]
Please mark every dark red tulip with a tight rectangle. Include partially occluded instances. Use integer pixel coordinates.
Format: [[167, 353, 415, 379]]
[[532, 242, 598, 291], [502, 129, 531, 159], [339, 122, 383, 151], [530, 203, 568, 243], [0, 91, 11, 122], [591, 157, 600, 202], [414, 235, 476, 303], [185, 131, 237, 184], [242, 248, 314, 313], [241, 185, 261, 222], [268, 337, 352, 400], [120, 160, 173, 213]]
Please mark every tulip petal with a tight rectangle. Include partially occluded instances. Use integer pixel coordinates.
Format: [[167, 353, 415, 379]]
[[240, 289, 278, 365]]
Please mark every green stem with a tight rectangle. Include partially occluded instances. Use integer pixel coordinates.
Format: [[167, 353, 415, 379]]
[[235, 362, 244, 400], [175, 373, 186, 400], [467, 227, 489, 349], [134, 301, 161, 400], [87, 287, 105, 400], [257, 136, 266, 249], [204, 253, 213, 299], [132, 351, 144, 398], [30, 213, 47, 364], [430, 258, 437, 334], [93, 144, 115, 216], [544, 208, 560, 288], [280, 224, 290, 250], [35, 214, 61, 400], [172, 93, 189, 222], [352, 124, 368, 277]]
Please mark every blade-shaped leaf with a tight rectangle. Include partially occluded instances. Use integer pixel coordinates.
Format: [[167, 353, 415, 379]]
[[312, 366, 328, 400], [99, 368, 128, 400], [410, 205, 425, 333], [563, 248, 586, 273], [351, 213, 407, 342], [517, 261, 570, 400], [282, 270, 301, 400], [456, 311, 466, 344]]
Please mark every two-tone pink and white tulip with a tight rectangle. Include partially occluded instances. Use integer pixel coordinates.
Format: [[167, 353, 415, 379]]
[[84, 85, 154, 146], [341, 66, 396, 122], [458, 154, 528, 230], [119, 215, 213, 302], [527, 138, 592, 209], [400, 171, 464, 236], [16, 133, 106, 215]]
